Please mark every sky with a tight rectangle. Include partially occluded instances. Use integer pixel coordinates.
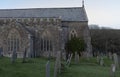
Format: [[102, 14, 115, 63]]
[[0, 0, 120, 29]]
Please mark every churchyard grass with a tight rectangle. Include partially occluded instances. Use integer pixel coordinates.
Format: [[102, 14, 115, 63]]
[[61, 57, 120, 77], [0, 57, 55, 77], [0, 57, 120, 77]]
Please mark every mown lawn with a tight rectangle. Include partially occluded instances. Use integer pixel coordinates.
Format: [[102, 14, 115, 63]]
[[61, 57, 120, 77], [0, 57, 55, 77], [0, 57, 120, 77]]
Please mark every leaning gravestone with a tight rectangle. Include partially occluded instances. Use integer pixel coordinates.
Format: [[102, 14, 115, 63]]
[[11, 50, 17, 63], [113, 53, 119, 69], [54, 51, 61, 77], [46, 61, 50, 77], [66, 53, 73, 66], [110, 64, 116, 77]]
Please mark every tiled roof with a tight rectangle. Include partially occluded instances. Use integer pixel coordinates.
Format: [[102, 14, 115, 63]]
[[0, 7, 88, 21]]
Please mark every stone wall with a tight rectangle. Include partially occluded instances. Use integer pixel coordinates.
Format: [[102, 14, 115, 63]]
[[0, 17, 92, 58], [0, 17, 62, 58], [62, 21, 92, 57]]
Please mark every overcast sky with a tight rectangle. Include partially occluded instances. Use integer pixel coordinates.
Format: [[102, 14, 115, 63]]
[[0, 0, 120, 29]]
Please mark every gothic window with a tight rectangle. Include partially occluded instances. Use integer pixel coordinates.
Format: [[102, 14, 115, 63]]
[[40, 31, 53, 52], [70, 30, 77, 39], [7, 28, 21, 52]]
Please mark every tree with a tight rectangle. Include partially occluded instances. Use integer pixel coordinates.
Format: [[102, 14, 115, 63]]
[[90, 29, 120, 56], [65, 37, 85, 55]]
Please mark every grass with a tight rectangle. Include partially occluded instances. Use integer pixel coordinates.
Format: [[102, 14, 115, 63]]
[[0, 57, 55, 77], [0, 57, 120, 77], [61, 57, 120, 77]]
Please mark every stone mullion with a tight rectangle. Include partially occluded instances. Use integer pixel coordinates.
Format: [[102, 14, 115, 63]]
[[11, 38, 13, 52], [13, 36, 14, 52], [51, 40, 53, 51], [10, 38, 11, 52], [48, 39, 51, 57], [43, 37, 44, 52], [17, 39, 19, 52], [45, 38, 47, 51], [11, 36, 13, 52], [48, 39, 50, 51], [7, 38, 9, 52], [45, 38, 46, 52], [16, 38, 17, 52], [40, 38, 41, 51]]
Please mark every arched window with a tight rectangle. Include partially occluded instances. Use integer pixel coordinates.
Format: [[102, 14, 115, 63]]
[[7, 29, 21, 52], [40, 31, 53, 52], [70, 30, 77, 38]]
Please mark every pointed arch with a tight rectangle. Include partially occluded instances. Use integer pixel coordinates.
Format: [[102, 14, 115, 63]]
[[7, 28, 21, 53], [40, 30, 53, 52], [70, 29, 77, 39], [42, 30, 52, 38]]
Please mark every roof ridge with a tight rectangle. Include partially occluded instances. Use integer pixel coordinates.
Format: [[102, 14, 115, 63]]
[[0, 7, 88, 21], [0, 7, 83, 10]]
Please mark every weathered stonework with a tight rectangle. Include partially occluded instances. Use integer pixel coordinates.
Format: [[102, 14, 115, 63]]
[[0, 7, 92, 58]]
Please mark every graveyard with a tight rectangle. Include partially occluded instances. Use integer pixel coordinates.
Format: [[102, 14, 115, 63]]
[[0, 56, 120, 77], [0, 30, 120, 77]]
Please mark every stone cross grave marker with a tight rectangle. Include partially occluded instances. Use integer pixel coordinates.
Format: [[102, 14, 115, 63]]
[[46, 61, 50, 77]]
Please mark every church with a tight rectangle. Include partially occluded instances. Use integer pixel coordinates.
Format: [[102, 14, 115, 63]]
[[0, 4, 92, 58]]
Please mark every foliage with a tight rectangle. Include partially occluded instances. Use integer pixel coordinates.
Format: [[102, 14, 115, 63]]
[[65, 37, 85, 54], [90, 29, 120, 54]]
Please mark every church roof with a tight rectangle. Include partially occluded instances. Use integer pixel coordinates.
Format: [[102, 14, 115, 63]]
[[0, 7, 88, 21]]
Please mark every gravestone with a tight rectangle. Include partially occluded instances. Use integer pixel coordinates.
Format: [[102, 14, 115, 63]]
[[108, 52, 112, 60], [46, 61, 50, 77], [77, 54, 79, 63], [100, 57, 104, 66], [28, 34, 34, 58], [66, 53, 73, 66], [0, 48, 2, 57], [54, 51, 61, 77], [11, 50, 17, 63], [62, 52, 66, 61], [97, 56, 100, 63], [118, 55, 120, 66], [75, 52, 79, 64], [113, 53, 119, 69], [22, 48, 27, 63], [110, 64, 116, 77]]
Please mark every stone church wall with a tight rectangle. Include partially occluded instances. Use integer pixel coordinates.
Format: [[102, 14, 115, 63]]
[[0, 17, 92, 58], [62, 21, 92, 57]]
